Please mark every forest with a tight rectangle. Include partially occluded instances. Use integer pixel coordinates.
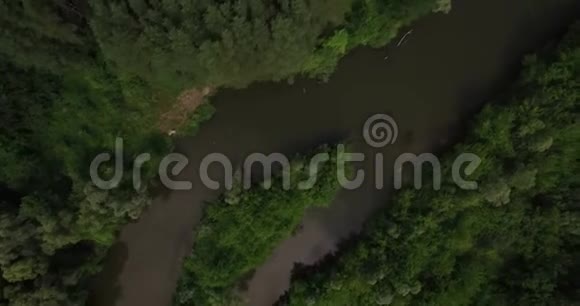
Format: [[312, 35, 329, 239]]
[[0, 0, 448, 304], [281, 22, 580, 306], [89, 0, 450, 94], [0, 2, 169, 304]]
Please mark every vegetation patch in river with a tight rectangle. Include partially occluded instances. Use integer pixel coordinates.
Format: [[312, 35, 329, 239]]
[[174, 144, 349, 305]]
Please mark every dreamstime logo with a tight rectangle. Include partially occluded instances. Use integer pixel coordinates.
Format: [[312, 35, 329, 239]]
[[90, 114, 482, 191], [363, 114, 399, 147], [359, 114, 481, 190]]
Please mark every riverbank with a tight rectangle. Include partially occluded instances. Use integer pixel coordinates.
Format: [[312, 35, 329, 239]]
[[158, 87, 214, 134]]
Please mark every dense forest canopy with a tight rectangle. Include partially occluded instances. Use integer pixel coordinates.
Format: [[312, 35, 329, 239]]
[[0, 0, 92, 72], [282, 22, 580, 306], [89, 0, 449, 94], [0, 37, 168, 306], [0, 1, 166, 304], [89, 0, 352, 93]]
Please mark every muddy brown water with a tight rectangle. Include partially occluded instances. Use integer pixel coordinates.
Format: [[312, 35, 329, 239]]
[[90, 0, 580, 305]]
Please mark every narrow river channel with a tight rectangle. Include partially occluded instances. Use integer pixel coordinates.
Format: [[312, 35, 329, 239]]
[[90, 0, 580, 305]]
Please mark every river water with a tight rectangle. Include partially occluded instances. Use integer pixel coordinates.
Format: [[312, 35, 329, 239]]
[[90, 0, 580, 305]]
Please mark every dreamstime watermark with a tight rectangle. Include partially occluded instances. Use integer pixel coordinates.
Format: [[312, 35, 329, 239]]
[[90, 114, 482, 191]]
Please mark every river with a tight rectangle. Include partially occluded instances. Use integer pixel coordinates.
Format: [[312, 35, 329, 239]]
[[90, 0, 580, 305]]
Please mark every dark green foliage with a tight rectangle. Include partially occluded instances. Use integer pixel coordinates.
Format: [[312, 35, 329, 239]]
[[175, 145, 345, 305], [89, 0, 353, 95], [0, 0, 92, 72], [88, 0, 447, 94], [0, 56, 171, 305], [0, 59, 58, 188], [0, 5, 171, 303], [284, 23, 580, 306]]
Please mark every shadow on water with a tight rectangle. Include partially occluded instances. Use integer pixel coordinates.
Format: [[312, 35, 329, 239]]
[[89, 242, 128, 306], [91, 0, 580, 305]]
